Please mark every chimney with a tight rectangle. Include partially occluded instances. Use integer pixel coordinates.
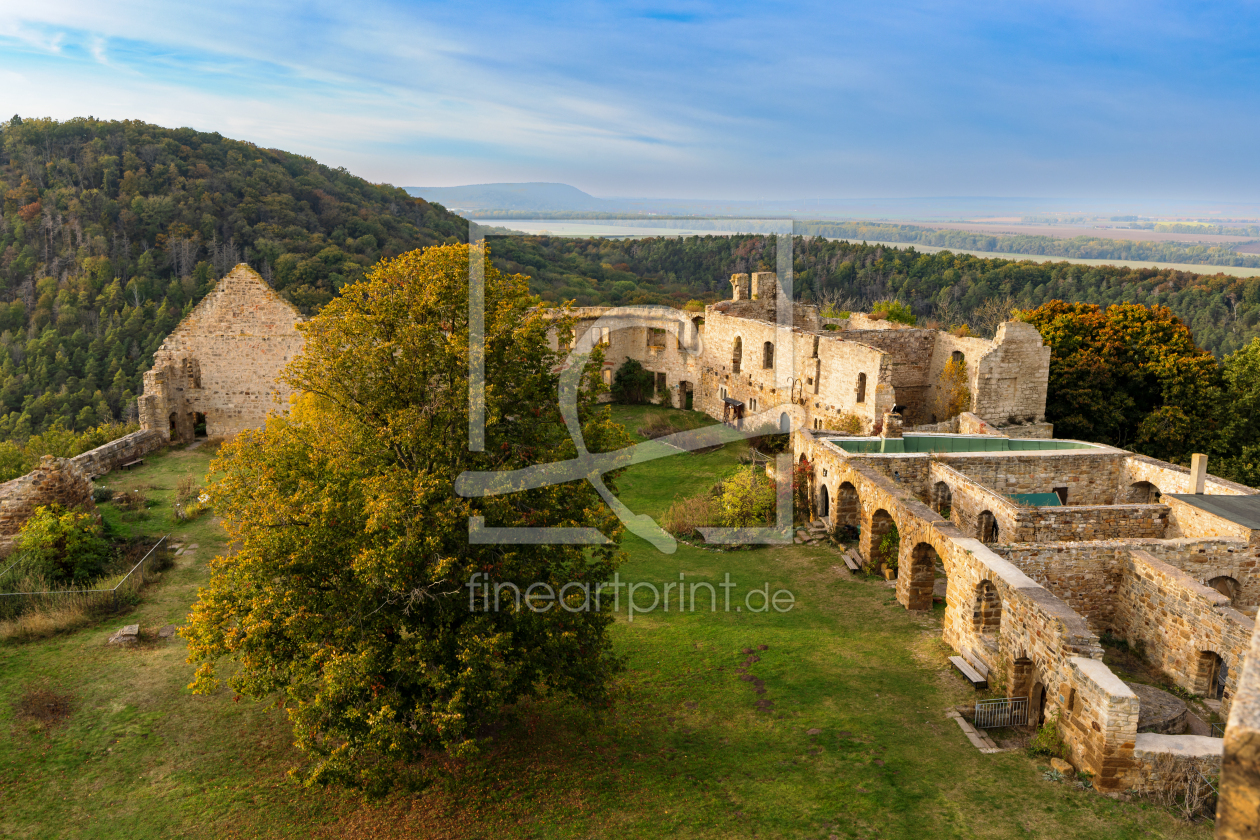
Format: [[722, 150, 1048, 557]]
[[1190, 453, 1208, 494]]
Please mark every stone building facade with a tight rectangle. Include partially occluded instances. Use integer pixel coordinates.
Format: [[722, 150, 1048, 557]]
[[139, 264, 305, 443], [549, 271, 1052, 435]]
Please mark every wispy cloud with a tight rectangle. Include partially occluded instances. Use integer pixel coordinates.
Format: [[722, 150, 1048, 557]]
[[1, 1, 1258, 199]]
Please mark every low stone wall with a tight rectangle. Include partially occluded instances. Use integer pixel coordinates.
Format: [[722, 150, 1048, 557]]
[[1112, 550, 1254, 718], [0, 456, 95, 552], [70, 429, 168, 478], [1219, 619, 1260, 839], [1020, 504, 1169, 543], [1165, 496, 1260, 544], [936, 450, 1127, 506], [1118, 733, 1224, 792], [996, 542, 1121, 629], [1123, 454, 1257, 499]]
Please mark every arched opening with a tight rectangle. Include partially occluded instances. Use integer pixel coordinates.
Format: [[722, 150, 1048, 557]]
[[762, 341, 774, 369], [732, 337, 742, 374], [819, 484, 830, 518], [973, 580, 1001, 635], [1208, 576, 1240, 603], [779, 412, 790, 433], [856, 372, 867, 403], [168, 413, 178, 437], [868, 509, 896, 570], [951, 350, 965, 366], [977, 510, 999, 543], [1125, 481, 1161, 504], [906, 542, 938, 610], [1030, 681, 1047, 726], [194, 412, 207, 438], [932, 481, 952, 516], [836, 482, 859, 530], [1196, 651, 1227, 699]]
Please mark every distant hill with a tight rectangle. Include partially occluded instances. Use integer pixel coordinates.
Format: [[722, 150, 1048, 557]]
[[405, 182, 608, 213]]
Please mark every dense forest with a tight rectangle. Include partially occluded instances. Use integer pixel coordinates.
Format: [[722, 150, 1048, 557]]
[[796, 221, 1260, 268], [493, 234, 1260, 356], [5, 114, 1260, 486], [0, 116, 466, 439]]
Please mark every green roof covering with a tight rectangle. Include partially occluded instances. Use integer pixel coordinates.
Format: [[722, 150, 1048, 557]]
[[1009, 492, 1063, 507], [830, 434, 1097, 454]]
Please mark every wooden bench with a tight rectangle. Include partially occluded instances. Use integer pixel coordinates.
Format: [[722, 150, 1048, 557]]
[[120, 459, 144, 471], [843, 549, 861, 572], [949, 655, 988, 690]]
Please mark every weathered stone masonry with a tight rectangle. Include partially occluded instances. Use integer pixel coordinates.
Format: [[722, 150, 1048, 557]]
[[139, 264, 305, 443]]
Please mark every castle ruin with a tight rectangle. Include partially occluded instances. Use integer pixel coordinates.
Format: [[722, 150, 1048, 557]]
[[138, 264, 304, 443]]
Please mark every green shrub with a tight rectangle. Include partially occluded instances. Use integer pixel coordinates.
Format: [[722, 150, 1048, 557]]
[[877, 524, 900, 569], [870, 298, 917, 326], [611, 358, 655, 404], [718, 466, 775, 528], [14, 504, 112, 586], [1027, 712, 1069, 760]]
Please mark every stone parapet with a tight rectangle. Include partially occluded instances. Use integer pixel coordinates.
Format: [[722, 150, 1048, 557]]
[[70, 429, 168, 478]]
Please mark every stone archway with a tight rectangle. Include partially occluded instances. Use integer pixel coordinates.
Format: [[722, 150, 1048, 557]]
[[977, 510, 999, 543], [864, 508, 896, 569], [1208, 576, 1239, 603], [1125, 481, 1161, 503], [1030, 680, 1047, 726], [932, 481, 952, 516], [836, 482, 859, 529], [1196, 651, 1226, 699], [819, 484, 830, 519], [905, 542, 938, 610]]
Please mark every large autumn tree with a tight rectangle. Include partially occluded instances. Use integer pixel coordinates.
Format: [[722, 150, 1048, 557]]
[[183, 243, 630, 793], [1018, 300, 1223, 463]]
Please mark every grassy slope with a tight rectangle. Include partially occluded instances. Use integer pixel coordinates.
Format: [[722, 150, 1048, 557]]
[[0, 412, 1213, 839]]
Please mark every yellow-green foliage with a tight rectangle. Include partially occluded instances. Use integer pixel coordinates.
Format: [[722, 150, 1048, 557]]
[[937, 357, 971, 420], [718, 466, 775, 528], [15, 504, 111, 585], [183, 243, 633, 795], [0, 420, 140, 483]]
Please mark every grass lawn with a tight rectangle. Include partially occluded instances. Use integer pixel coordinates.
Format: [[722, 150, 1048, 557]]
[[0, 411, 1214, 839]]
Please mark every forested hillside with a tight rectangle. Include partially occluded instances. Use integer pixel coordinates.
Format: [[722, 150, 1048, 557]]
[[0, 116, 466, 438], [494, 234, 1260, 356]]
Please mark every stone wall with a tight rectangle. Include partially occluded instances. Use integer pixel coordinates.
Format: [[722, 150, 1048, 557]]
[[0, 456, 95, 552], [1112, 550, 1254, 718], [69, 429, 168, 478], [139, 264, 305, 443], [1219, 618, 1260, 839], [935, 450, 1127, 506], [995, 542, 1122, 629], [1164, 496, 1260, 544], [1123, 454, 1258, 499]]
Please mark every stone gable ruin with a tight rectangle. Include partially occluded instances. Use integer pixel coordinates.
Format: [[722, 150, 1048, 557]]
[[139, 264, 305, 443]]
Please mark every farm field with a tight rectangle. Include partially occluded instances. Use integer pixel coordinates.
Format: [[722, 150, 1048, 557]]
[[0, 411, 1215, 839]]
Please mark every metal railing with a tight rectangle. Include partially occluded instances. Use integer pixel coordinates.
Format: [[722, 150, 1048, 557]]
[[975, 697, 1029, 729], [0, 535, 169, 618], [1211, 723, 1226, 738]]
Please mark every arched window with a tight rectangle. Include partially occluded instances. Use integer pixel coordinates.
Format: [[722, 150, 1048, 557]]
[[951, 350, 965, 366], [856, 372, 867, 403], [732, 337, 742, 373], [932, 481, 952, 516], [763, 341, 774, 369]]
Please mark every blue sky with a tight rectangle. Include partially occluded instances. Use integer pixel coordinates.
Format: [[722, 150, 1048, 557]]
[[2, 1, 1259, 200]]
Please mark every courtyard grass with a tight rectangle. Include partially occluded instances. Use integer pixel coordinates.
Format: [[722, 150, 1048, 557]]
[[0, 414, 1216, 839]]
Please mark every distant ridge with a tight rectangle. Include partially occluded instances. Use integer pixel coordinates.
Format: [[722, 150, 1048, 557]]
[[404, 182, 608, 212]]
